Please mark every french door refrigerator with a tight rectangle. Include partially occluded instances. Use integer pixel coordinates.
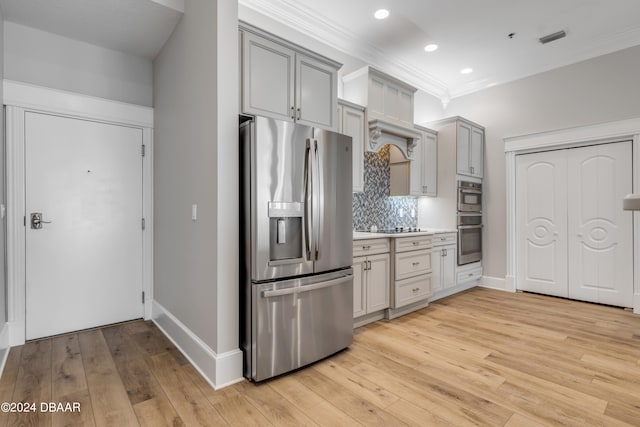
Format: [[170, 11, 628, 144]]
[[240, 115, 353, 382]]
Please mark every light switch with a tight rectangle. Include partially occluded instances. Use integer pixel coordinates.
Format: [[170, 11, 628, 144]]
[[410, 208, 416, 218], [192, 204, 197, 221], [398, 208, 404, 218]]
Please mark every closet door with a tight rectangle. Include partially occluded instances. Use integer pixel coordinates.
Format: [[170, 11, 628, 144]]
[[567, 142, 633, 307], [516, 150, 568, 297]]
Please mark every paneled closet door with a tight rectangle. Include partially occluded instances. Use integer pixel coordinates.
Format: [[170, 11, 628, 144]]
[[516, 150, 568, 297], [567, 142, 633, 307]]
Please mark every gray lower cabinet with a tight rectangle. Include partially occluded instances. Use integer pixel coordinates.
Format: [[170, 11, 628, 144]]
[[386, 235, 433, 319], [431, 233, 457, 294], [353, 239, 390, 322]]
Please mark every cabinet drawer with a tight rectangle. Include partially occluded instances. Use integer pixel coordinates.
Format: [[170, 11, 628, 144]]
[[395, 235, 432, 252], [395, 249, 431, 280], [395, 274, 432, 308], [456, 267, 483, 284], [432, 233, 457, 247], [353, 238, 390, 257]]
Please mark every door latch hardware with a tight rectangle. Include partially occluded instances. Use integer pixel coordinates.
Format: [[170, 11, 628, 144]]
[[30, 213, 52, 229]]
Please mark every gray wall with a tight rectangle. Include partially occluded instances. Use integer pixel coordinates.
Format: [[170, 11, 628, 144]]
[[153, 0, 238, 357], [4, 22, 153, 106], [443, 45, 640, 279]]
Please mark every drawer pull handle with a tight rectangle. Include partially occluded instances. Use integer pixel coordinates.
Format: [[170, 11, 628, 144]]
[[468, 273, 473, 277], [362, 245, 371, 250], [412, 242, 420, 246], [412, 262, 420, 266], [412, 287, 420, 292]]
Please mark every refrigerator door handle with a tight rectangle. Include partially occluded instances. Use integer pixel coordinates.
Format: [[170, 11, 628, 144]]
[[304, 140, 314, 261], [313, 139, 321, 260], [261, 275, 351, 298]]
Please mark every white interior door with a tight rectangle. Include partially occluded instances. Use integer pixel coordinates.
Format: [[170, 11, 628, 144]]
[[516, 150, 568, 297], [25, 112, 143, 340], [567, 142, 633, 307]]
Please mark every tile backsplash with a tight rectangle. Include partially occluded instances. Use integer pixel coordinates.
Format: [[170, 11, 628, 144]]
[[353, 145, 418, 231]]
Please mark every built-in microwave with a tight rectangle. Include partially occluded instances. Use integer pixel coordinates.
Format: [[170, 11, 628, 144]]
[[458, 181, 482, 213]]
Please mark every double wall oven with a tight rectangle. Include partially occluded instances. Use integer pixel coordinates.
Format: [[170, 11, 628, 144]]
[[457, 181, 482, 265]]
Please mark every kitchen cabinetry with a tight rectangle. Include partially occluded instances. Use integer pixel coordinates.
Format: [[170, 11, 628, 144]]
[[338, 99, 365, 193], [239, 23, 340, 130], [389, 125, 437, 197], [386, 235, 432, 319], [456, 120, 484, 178], [342, 66, 416, 129], [431, 233, 456, 294], [353, 239, 390, 324]]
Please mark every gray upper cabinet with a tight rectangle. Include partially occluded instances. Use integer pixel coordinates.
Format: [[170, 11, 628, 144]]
[[240, 23, 341, 130], [410, 126, 437, 196], [456, 120, 484, 178], [338, 99, 366, 193]]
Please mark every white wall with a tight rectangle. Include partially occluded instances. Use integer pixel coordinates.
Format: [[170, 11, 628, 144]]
[[0, 11, 8, 360], [442, 45, 640, 279], [153, 0, 241, 387], [4, 22, 153, 106]]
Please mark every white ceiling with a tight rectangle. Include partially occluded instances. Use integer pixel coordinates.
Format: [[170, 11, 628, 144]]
[[0, 0, 184, 59], [240, 0, 640, 101]]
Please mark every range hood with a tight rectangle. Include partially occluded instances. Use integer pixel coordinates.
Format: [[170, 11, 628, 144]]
[[368, 119, 421, 159]]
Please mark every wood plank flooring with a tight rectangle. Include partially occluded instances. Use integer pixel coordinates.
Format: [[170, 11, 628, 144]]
[[0, 288, 639, 426]]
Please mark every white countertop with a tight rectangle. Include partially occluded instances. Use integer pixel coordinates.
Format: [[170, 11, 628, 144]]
[[353, 229, 457, 240]]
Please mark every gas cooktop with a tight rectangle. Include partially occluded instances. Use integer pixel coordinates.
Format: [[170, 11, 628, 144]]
[[368, 227, 424, 234]]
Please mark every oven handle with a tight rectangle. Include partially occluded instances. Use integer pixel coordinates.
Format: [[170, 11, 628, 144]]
[[458, 225, 484, 229], [459, 188, 482, 195]]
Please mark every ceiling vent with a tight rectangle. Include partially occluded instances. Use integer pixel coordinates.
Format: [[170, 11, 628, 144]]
[[539, 30, 567, 44]]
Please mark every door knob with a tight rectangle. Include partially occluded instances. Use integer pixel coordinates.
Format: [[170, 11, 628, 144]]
[[30, 213, 52, 229]]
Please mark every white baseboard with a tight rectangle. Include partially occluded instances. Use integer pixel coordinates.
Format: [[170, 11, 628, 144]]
[[0, 322, 11, 379], [479, 276, 513, 292], [430, 281, 477, 302], [152, 300, 244, 390]]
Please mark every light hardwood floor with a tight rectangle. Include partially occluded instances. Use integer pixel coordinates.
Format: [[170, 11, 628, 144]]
[[0, 288, 639, 426]]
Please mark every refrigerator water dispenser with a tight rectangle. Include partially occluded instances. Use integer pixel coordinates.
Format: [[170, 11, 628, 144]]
[[268, 202, 303, 263]]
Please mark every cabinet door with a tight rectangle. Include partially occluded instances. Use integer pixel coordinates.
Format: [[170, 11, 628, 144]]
[[367, 253, 390, 312], [409, 135, 423, 196], [422, 131, 437, 196], [341, 104, 365, 193], [516, 150, 568, 297], [470, 126, 484, 178], [442, 244, 457, 289], [431, 249, 443, 293], [296, 54, 337, 129], [242, 32, 295, 121], [567, 142, 632, 307], [456, 121, 472, 176], [352, 257, 367, 318]]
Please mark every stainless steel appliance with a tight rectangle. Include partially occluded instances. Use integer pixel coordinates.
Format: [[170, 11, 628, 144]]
[[240, 115, 354, 382], [458, 180, 482, 213], [458, 214, 482, 265]]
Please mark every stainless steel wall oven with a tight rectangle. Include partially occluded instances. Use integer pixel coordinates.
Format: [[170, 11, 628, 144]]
[[457, 213, 482, 265]]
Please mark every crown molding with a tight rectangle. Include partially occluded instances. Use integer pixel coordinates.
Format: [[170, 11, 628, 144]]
[[239, 0, 450, 101]]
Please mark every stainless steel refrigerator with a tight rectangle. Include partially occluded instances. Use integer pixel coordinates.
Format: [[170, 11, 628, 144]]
[[240, 115, 353, 382]]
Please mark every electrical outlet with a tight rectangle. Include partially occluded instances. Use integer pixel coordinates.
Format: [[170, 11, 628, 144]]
[[398, 208, 404, 218]]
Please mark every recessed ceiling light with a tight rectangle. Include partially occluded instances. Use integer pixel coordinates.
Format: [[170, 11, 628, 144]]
[[460, 68, 473, 74], [424, 44, 438, 52], [374, 9, 389, 19]]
